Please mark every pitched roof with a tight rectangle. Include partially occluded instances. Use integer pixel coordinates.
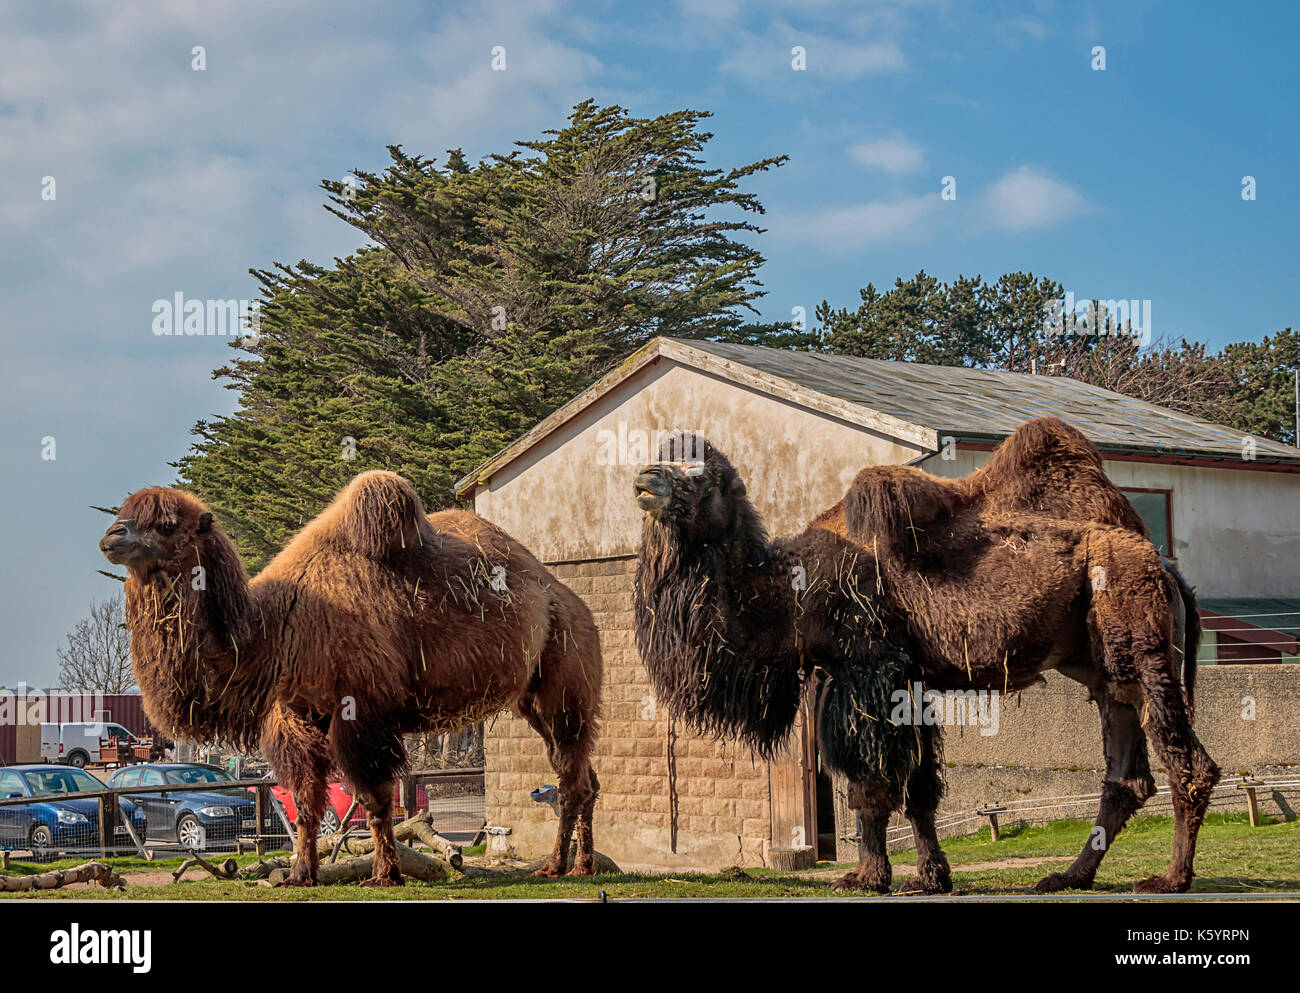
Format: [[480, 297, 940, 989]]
[[455, 337, 1300, 495]]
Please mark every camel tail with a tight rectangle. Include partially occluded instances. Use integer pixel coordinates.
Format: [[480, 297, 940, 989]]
[[1166, 559, 1201, 723]]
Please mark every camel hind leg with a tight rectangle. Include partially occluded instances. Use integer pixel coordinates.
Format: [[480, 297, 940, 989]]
[[519, 600, 601, 877], [1035, 691, 1154, 893], [330, 712, 408, 887], [1131, 670, 1219, 893], [520, 703, 599, 876], [1087, 539, 1220, 893]]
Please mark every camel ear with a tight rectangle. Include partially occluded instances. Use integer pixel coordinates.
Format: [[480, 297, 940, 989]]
[[728, 476, 747, 497], [197, 512, 213, 533]]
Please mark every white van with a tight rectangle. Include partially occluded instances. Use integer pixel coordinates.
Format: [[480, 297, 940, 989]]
[[39, 722, 141, 768]]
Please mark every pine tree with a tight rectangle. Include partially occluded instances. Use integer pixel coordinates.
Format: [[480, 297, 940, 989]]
[[176, 103, 785, 570]]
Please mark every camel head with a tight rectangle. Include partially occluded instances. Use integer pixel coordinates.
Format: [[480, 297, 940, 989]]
[[101, 486, 251, 646], [100, 486, 216, 574], [633, 435, 764, 551]]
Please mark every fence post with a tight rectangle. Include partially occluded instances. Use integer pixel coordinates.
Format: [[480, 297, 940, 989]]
[[1239, 779, 1264, 827], [255, 783, 269, 856], [402, 774, 418, 820], [97, 792, 119, 859]]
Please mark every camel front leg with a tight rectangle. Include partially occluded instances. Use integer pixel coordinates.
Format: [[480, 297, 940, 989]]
[[903, 723, 951, 895], [285, 778, 328, 886], [260, 701, 331, 887], [832, 781, 896, 893]]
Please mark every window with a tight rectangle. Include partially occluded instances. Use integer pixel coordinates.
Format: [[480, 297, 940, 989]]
[[24, 769, 102, 795], [139, 769, 165, 787], [114, 768, 141, 788], [1122, 488, 1173, 557], [165, 767, 232, 785], [0, 771, 25, 797]]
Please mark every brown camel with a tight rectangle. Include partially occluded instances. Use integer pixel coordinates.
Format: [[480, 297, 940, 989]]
[[633, 418, 1216, 894], [100, 471, 601, 886]]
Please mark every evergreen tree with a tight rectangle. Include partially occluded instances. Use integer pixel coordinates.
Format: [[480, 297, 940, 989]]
[[177, 103, 785, 570]]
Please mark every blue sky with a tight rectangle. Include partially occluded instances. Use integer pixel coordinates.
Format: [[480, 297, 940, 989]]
[[2, 0, 1297, 686]]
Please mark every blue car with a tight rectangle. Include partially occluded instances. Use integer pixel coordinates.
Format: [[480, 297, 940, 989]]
[[0, 764, 148, 861], [107, 763, 277, 851]]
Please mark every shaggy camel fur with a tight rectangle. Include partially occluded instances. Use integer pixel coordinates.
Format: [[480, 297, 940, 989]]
[[101, 471, 601, 885], [633, 418, 1216, 894]]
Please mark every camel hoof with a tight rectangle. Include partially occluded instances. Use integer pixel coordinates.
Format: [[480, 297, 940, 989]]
[[276, 877, 317, 888], [360, 873, 405, 888], [1034, 871, 1092, 894], [916, 865, 953, 895], [530, 863, 565, 878], [567, 863, 595, 877], [831, 873, 890, 893], [1134, 873, 1189, 894]]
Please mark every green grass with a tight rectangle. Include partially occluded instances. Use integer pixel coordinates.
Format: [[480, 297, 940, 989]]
[[3, 813, 1296, 900]]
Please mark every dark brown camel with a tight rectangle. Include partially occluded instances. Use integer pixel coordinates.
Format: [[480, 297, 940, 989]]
[[632, 418, 1216, 894], [101, 471, 601, 885]]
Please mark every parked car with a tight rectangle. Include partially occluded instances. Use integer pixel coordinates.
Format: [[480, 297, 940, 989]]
[[268, 776, 426, 836], [107, 763, 280, 851], [39, 722, 146, 768], [0, 764, 147, 861]]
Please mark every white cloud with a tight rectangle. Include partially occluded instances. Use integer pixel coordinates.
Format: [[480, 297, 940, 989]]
[[770, 193, 941, 250], [849, 137, 924, 173], [979, 166, 1093, 232], [719, 20, 905, 82], [0, 0, 603, 684]]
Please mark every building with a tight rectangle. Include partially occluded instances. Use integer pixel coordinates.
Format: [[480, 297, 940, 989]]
[[456, 338, 1300, 869]]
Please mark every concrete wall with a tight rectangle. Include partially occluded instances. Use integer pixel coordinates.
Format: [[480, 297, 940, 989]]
[[924, 450, 1300, 598], [474, 358, 924, 562]]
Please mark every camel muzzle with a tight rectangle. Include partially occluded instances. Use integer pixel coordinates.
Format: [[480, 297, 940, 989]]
[[99, 521, 140, 562], [634, 468, 671, 511]]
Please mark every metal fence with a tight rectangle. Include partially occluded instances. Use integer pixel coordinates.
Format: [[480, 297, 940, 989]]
[[0, 767, 485, 862]]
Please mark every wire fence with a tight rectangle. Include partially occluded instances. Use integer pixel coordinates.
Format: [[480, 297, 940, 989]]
[[840, 773, 1300, 851], [1199, 609, 1300, 664], [0, 766, 485, 863]]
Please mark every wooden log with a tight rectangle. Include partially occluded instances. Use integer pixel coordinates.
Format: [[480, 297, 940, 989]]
[[0, 861, 125, 892], [315, 810, 463, 868], [397, 811, 463, 869], [327, 797, 361, 864], [173, 854, 239, 882], [269, 842, 449, 886]]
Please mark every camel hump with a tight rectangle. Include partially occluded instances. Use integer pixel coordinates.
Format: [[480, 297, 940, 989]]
[[968, 417, 1147, 534], [334, 470, 429, 558], [842, 464, 960, 550]]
